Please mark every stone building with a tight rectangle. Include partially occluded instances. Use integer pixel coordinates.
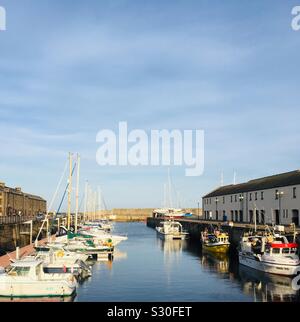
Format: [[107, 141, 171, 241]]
[[202, 170, 300, 227], [0, 182, 46, 217]]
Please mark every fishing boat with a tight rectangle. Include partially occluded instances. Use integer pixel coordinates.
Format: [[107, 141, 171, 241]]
[[238, 226, 300, 276], [0, 259, 77, 299], [201, 228, 230, 253], [156, 220, 189, 240]]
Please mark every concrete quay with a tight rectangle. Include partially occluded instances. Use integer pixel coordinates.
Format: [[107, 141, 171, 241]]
[[146, 217, 300, 247]]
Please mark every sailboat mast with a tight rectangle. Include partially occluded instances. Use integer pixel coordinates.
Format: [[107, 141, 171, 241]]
[[98, 186, 102, 218], [94, 190, 97, 220], [83, 180, 88, 223], [67, 152, 73, 231], [75, 153, 80, 233], [168, 168, 173, 208], [163, 183, 167, 208]]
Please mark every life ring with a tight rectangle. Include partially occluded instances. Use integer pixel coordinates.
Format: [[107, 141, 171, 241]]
[[57, 250, 65, 258]]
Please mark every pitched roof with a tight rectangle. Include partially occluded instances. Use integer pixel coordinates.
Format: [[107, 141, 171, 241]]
[[203, 170, 300, 198]]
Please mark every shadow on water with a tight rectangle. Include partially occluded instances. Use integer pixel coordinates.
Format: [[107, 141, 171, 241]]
[[167, 237, 300, 302]]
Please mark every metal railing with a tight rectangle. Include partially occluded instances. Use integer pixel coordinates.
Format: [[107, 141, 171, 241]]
[[0, 215, 35, 225]]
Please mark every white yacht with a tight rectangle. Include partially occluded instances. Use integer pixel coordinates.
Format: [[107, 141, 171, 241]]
[[156, 220, 189, 240], [0, 259, 77, 299]]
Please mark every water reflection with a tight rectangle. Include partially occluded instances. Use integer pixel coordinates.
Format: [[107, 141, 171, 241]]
[[157, 238, 185, 254], [158, 235, 300, 302], [238, 265, 300, 302], [201, 251, 229, 274]]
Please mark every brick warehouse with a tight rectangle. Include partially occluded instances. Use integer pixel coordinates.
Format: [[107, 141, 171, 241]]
[[0, 182, 46, 217]]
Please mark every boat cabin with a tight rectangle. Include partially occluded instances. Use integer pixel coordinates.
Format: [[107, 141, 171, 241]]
[[7, 259, 44, 280], [160, 221, 183, 234], [265, 242, 298, 256]]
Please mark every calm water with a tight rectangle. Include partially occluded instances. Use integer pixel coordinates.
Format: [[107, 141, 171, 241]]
[[75, 222, 300, 302]]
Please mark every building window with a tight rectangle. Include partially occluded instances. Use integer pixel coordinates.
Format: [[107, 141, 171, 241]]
[[235, 195, 237, 202], [231, 196, 233, 203], [275, 189, 279, 200], [293, 187, 296, 199], [261, 191, 264, 200], [223, 196, 225, 204], [255, 192, 257, 200], [249, 193, 252, 201], [210, 198, 211, 204]]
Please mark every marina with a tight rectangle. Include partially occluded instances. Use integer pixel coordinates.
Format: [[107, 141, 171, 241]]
[[1, 1, 300, 307], [2, 220, 299, 302]]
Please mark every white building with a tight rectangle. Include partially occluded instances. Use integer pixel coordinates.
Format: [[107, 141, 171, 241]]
[[202, 170, 300, 226]]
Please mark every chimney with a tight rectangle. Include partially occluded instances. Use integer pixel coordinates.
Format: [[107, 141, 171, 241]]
[[15, 187, 22, 192]]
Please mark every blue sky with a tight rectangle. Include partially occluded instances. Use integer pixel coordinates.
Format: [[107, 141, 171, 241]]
[[0, 0, 300, 210]]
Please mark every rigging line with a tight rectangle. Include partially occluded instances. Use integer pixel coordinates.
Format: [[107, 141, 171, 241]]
[[55, 162, 77, 217], [34, 158, 68, 244]]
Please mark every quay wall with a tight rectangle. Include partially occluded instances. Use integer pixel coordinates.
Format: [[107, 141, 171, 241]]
[[0, 220, 57, 253], [86, 208, 200, 222], [146, 217, 300, 247]]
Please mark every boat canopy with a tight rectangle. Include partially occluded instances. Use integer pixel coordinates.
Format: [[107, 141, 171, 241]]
[[270, 243, 298, 249], [11, 259, 43, 268]]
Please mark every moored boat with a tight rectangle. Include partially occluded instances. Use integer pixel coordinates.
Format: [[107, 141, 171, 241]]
[[156, 220, 189, 240], [201, 228, 230, 253], [238, 226, 300, 276], [0, 259, 77, 299]]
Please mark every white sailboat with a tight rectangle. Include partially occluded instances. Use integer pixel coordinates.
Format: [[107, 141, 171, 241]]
[[152, 169, 190, 218]]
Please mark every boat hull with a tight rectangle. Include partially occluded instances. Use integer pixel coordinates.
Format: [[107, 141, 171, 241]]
[[0, 279, 76, 298], [156, 230, 188, 240], [202, 243, 230, 254], [238, 252, 300, 276]]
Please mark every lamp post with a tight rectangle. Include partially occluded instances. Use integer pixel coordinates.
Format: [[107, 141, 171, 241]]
[[197, 201, 200, 220], [239, 195, 244, 222], [276, 191, 284, 224], [215, 198, 219, 221]]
